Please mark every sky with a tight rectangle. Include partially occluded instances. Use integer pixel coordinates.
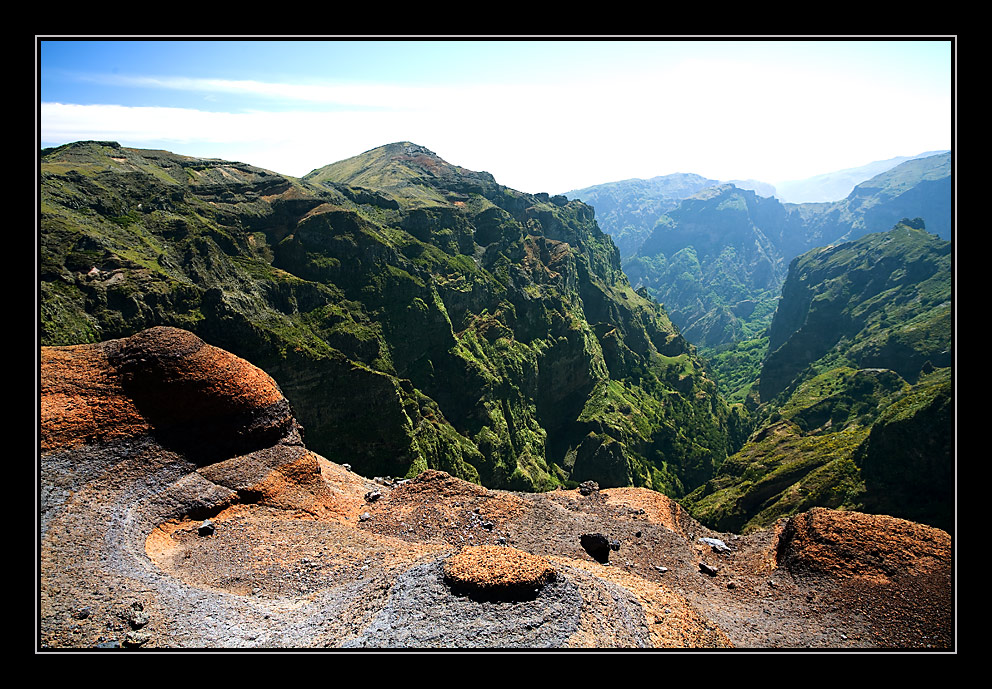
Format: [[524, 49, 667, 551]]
[[38, 37, 954, 195]]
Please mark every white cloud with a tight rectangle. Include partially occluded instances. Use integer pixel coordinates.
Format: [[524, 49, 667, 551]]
[[41, 52, 951, 194]]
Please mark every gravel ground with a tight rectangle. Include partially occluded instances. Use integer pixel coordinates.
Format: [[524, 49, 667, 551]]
[[39, 330, 955, 652], [38, 448, 955, 651]]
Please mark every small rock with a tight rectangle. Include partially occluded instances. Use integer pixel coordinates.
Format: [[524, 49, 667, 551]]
[[342, 463, 352, 472], [198, 520, 215, 537], [481, 521, 494, 531], [654, 566, 669, 574], [123, 630, 151, 648], [364, 490, 382, 503], [699, 562, 719, 576], [71, 606, 91, 620], [125, 602, 148, 629], [698, 537, 731, 553], [578, 480, 600, 496], [580, 533, 613, 563], [359, 512, 372, 522]]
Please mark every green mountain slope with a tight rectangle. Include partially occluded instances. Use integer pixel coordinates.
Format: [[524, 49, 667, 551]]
[[565, 173, 720, 256], [40, 140, 741, 497], [681, 220, 953, 533], [624, 184, 800, 348], [797, 152, 952, 251], [616, 153, 950, 405], [773, 150, 949, 203], [759, 218, 951, 402]]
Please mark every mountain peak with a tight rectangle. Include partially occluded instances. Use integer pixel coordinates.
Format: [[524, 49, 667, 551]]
[[303, 142, 498, 207]]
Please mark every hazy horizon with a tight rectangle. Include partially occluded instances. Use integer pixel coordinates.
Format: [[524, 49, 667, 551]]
[[38, 37, 954, 195]]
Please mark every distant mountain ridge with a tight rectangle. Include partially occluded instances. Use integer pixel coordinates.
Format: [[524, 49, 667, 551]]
[[617, 152, 951, 353], [564, 173, 721, 257], [565, 150, 951, 261], [773, 150, 950, 203], [40, 140, 741, 500]]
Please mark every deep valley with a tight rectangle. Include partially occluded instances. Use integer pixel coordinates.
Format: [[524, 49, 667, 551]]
[[38, 140, 955, 651]]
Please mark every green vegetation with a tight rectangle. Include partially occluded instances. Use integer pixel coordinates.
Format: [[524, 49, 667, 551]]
[[39, 140, 737, 498], [38, 142, 952, 533], [682, 220, 953, 534], [760, 219, 951, 403], [701, 336, 768, 403]]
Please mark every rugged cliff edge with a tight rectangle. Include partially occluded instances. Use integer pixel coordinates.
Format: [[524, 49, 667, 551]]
[[39, 328, 953, 650], [682, 221, 953, 535]]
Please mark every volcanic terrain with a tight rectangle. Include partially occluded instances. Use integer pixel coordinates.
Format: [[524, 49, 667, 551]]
[[39, 327, 954, 650]]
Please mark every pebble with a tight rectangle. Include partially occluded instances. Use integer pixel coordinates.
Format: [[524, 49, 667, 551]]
[[699, 562, 719, 576]]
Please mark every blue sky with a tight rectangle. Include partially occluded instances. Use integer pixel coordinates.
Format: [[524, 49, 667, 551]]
[[38, 38, 954, 194]]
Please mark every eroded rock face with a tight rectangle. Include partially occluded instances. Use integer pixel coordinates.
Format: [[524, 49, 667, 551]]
[[42, 327, 297, 457], [776, 507, 952, 581], [108, 327, 298, 462]]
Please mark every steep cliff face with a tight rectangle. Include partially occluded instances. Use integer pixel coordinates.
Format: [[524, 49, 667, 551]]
[[759, 219, 951, 403], [40, 140, 737, 496], [854, 372, 953, 532], [682, 220, 953, 534], [610, 153, 951, 353]]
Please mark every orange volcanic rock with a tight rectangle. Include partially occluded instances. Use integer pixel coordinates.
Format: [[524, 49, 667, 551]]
[[38, 329, 955, 650], [443, 545, 556, 596], [41, 342, 150, 452], [601, 487, 695, 536], [40, 327, 338, 521], [41, 327, 295, 460], [776, 507, 952, 581]]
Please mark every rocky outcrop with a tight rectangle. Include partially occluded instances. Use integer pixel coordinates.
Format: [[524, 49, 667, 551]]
[[442, 546, 557, 598], [776, 507, 952, 581], [39, 330, 953, 650]]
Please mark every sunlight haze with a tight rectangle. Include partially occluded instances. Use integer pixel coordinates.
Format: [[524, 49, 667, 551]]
[[38, 38, 953, 195]]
